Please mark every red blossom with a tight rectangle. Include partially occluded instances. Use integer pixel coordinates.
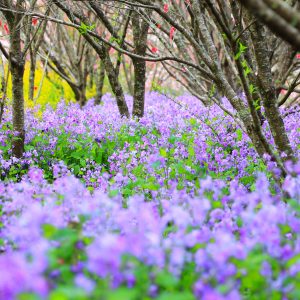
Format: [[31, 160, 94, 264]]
[[163, 4, 169, 13], [296, 53, 300, 59], [151, 46, 158, 54], [280, 89, 286, 95], [32, 18, 38, 26], [170, 26, 176, 40], [4, 24, 9, 34]]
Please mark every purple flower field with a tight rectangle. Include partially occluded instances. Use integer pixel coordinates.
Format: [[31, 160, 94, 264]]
[[1, 93, 300, 299]]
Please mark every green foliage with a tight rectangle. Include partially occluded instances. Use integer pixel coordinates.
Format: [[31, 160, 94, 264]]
[[25, 131, 109, 182], [236, 128, 243, 142], [78, 22, 96, 35], [234, 42, 247, 60], [249, 84, 256, 95], [241, 59, 252, 76], [156, 291, 195, 300], [209, 84, 216, 98], [109, 36, 122, 46], [253, 99, 261, 110], [151, 81, 165, 93]]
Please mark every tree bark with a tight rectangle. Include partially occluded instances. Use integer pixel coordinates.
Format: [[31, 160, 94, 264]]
[[250, 20, 294, 160], [95, 60, 105, 105], [131, 10, 150, 118], [102, 52, 129, 117], [73, 84, 87, 107], [29, 48, 36, 101], [238, 0, 300, 49], [132, 58, 146, 118], [10, 54, 25, 158], [3, 0, 26, 158], [0, 54, 5, 124]]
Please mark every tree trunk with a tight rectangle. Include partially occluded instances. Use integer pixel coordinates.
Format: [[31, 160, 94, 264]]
[[10, 58, 25, 158], [29, 49, 36, 101], [245, 121, 268, 157], [131, 10, 150, 118], [5, 3, 26, 158], [95, 60, 105, 105], [250, 20, 294, 161], [132, 58, 146, 118], [72, 84, 87, 107], [89, 69, 94, 89], [215, 75, 272, 162], [122, 59, 134, 95], [0, 54, 5, 124], [102, 52, 130, 117]]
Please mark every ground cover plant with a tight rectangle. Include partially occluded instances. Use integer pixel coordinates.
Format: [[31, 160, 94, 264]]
[[1, 93, 300, 300]]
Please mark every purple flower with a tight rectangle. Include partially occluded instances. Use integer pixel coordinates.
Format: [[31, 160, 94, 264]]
[[75, 274, 95, 293], [28, 167, 44, 183]]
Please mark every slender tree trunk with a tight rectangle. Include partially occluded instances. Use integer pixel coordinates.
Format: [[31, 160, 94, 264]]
[[10, 57, 25, 158], [89, 69, 94, 89], [131, 10, 150, 118], [215, 75, 273, 162], [122, 59, 134, 95], [132, 58, 146, 118], [102, 52, 130, 117], [95, 60, 105, 105], [0, 99, 4, 124], [4, 2, 26, 158], [72, 84, 87, 107], [245, 120, 268, 157], [250, 20, 294, 161], [0, 54, 5, 124], [29, 49, 36, 101]]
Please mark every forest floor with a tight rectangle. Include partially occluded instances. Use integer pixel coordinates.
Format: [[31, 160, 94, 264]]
[[1, 92, 300, 299]]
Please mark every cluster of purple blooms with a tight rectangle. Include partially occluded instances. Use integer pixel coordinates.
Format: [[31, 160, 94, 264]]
[[1, 93, 300, 299]]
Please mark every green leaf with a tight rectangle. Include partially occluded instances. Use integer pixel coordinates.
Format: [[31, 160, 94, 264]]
[[236, 128, 243, 141], [106, 288, 138, 300], [155, 271, 178, 290], [189, 118, 197, 126], [160, 148, 167, 158], [78, 22, 95, 35], [80, 159, 87, 167], [19, 293, 41, 300], [234, 42, 247, 60], [156, 291, 195, 300], [109, 189, 119, 197], [49, 287, 87, 300], [43, 223, 58, 239], [239, 42, 247, 52], [188, 145, 195, 157], [249, 84, 256, 94]]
